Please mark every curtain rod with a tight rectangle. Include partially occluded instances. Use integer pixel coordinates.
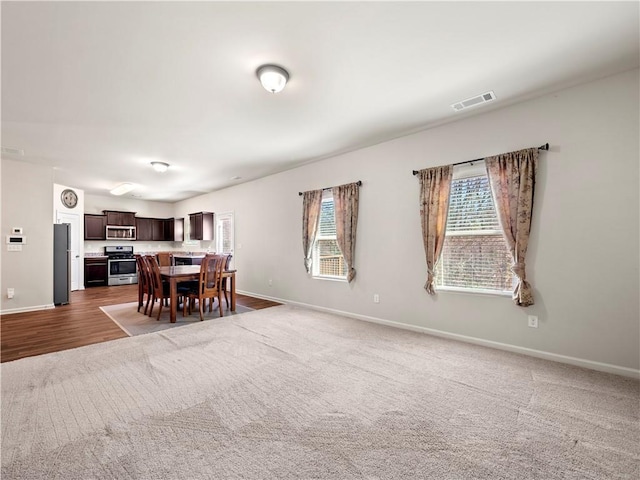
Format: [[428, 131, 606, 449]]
[[412, 143, 549, 176], [298, 180, 362, 196]]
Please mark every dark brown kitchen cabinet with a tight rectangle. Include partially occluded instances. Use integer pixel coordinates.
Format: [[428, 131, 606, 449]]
[[103, 210, 136, 226], [152, 219, 166, 241], [84, 214, 106, 240], [135, 217, 182, 242], [189, 212, 214, 241], [135, 217, 154, 241], [84, 257, 108, 287]]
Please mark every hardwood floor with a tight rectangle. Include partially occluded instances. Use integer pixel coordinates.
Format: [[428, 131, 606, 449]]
[[1, 285, 281, 363]]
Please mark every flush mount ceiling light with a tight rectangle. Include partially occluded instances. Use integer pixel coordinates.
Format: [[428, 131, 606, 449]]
[[257, 65, 289, 93], [151, 161, 170, 173], [110, 183, 136, 196]]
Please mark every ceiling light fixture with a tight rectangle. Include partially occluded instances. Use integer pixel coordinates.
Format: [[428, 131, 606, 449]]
[[110, 183, 136, 196], [151, 161, 170, 173], [257, 65, 289, 93]]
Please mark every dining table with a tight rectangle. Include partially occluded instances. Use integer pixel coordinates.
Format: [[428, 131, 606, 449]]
[[159, 265, 237, 323]]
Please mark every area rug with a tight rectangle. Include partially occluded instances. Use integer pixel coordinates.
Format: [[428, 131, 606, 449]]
[[100, 301, 254, 336], [2, 305, 638, 479]]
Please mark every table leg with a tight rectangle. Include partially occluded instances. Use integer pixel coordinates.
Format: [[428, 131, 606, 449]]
[[170, 278, 178, 323]]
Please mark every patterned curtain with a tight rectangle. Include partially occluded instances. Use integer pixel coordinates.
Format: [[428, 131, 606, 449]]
[[485, 148, 538, 307], [332, 182, 360, 282], [418, 166, 453, 294], [302, 190, 323, 274]]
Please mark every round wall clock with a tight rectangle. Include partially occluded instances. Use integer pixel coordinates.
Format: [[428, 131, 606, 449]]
[[61, 189, 78, 209]]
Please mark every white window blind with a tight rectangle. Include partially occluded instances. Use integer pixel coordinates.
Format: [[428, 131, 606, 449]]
[[435, 165, 513, 293], [312, 195, 347, 279]]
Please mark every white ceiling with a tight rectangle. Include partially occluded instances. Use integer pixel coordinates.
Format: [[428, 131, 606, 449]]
[[2, 1, 638, 202]]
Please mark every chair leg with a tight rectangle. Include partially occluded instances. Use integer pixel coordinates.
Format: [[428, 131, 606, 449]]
[[137, 284, 143, 312], [199, 297, 204, 321], [224, 290, 229, 309], [218, 292, 224, 318], [182, 297, 187, 317], [144, 292, 151, 315], [156, 299, 163, 321], [148, 295, 156, 317]]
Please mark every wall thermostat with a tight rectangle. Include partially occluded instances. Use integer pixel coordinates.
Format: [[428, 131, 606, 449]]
[[11, 227, 23, 234], [6, 235, 26, 244]]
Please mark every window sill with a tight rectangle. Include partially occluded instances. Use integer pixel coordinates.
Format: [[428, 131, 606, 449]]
[[435, 286, 513, 298], [312, 275, 348, 283]]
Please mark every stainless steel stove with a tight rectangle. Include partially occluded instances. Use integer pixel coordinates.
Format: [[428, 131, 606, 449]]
[[104, 246, 138, 286]]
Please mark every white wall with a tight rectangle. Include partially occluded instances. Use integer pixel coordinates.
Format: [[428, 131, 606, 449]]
[[175, 69, 640, 373], [84, 193, 174, 217], [1, 159, 55, 312], [1, 70, 637, 374]]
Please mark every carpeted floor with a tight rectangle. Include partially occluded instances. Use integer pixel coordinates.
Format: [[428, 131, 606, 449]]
[[2, 305, 638, 479], [100, 301, 254, 336]]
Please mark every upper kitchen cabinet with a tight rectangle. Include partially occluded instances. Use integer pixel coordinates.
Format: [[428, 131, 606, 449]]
[[135, 217, 154, 241], [103, 210, 136, 226], [136, 217, 184, 242], [152, 219, 166, 241], [189, 212, 214, 241], [84, 214, 106, 240]]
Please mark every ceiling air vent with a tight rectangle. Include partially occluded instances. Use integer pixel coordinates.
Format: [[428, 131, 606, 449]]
[[1, 146, 24, 156], [451, 91, 496, 112]]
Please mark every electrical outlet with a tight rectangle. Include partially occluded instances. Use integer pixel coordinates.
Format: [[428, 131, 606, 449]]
[[373, 294, 380, 303], [7, 288, 15, 299], [527, 315, 538, 328], [268, 279, 273, 286]]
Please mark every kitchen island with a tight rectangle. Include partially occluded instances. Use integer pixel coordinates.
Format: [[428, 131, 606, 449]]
[[173, 254, 206, 265]]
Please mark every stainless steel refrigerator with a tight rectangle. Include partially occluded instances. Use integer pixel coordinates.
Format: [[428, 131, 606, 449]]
[[53, 223, 71, 305]]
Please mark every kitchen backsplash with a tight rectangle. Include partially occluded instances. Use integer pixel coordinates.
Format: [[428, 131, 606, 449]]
[[84, 240, 215, 255]]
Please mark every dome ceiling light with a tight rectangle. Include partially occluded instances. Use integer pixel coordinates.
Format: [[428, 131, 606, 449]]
[[257, 65, 289, 93]]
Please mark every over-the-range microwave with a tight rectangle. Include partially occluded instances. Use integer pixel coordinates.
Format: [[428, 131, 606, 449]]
[[105, 225, 136, 240]]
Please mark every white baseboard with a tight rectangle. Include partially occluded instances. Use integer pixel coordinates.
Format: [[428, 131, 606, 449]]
[[238, 290, 640, 379], [0, 304, 56, 316]]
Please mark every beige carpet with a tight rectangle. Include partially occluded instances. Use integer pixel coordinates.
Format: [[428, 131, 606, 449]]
[[2, 305, 638, 479], [100, 301, 254, 336]]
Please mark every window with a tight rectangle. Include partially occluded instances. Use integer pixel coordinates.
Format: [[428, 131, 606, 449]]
[[312, 193, 347, 280], [435, 162, 513, 294]]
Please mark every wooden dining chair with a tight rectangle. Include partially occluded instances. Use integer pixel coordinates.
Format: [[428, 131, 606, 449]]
[[180, 254, 225, 321], [221, 254, 232, 309], [135, 255, 152, 314], [140, 256, 156, 315], [146, 255, 171, 320], [157, 252, 173, 267]]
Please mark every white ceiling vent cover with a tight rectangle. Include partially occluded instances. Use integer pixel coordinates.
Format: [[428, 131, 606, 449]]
[[451, 91, 496, 112]]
